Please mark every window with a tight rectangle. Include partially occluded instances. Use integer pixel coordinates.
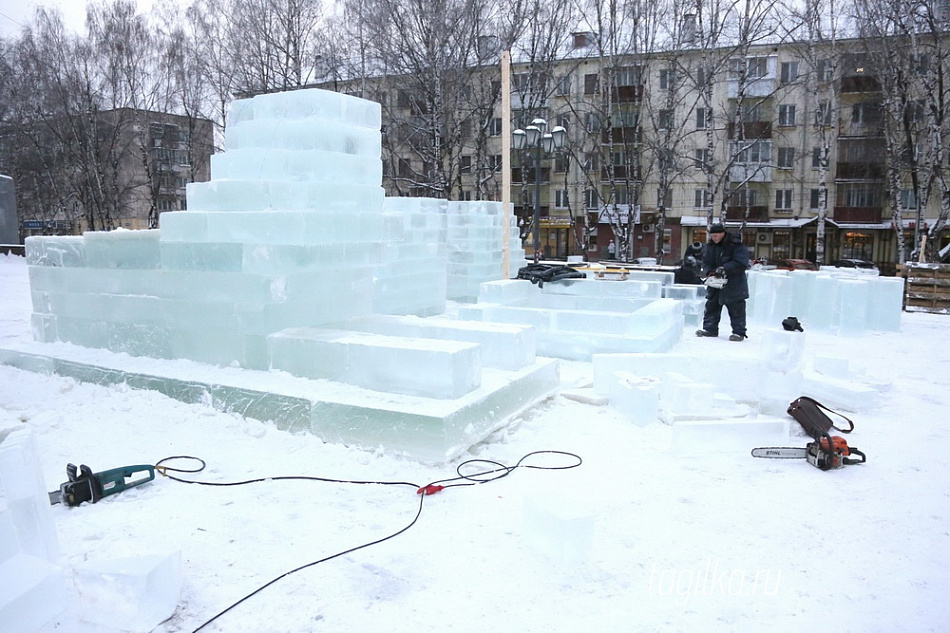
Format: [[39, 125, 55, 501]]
[[582, 152, 600, 172], [584, 189, 600, 208], [554, 154, 570, 173], [837, 184, 882, 207], [775, 189, 793, 210], [460, 155, 472, 172], [585, 112, 603, 132], [612, 188, 631, 205], [899, 188, 918, 209], [694, 148, 712, 170], [459, 190, 472, 201], [614, 65, 642, 86], [487, 155, 502, 172], [729, 188, 759, 206], [658, 109, 674, 129], [555, 74, 572, 96], [659, 68, 674, 90], [728, 57, 768, 80], [777, 147, 795, 169], [852, 101, 882, 125], [780, 61, 799, 84], [734, 140, 771, 164], [810, 189, 823, 209], [812, 147, 827, 169], [841, 231, 873, 260], [611, 107, 639, 127], [694, 189, 713, 208], [556, 189, 569, 208], [695, 107, 712, 129], [488, 117, 502, 136], [584, 73, 599, 94], [740, 103, 763, 122], [778, 104, 796, 126], [748, 57, 768, 78], [818, 59, 833, 82], [398, 158, 412, 178]]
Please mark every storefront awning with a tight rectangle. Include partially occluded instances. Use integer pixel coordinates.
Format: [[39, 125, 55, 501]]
[[679, 216, 817, 228]]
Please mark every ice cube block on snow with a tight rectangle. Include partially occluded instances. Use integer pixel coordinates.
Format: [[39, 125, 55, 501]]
[[74, 552, 182, 632]]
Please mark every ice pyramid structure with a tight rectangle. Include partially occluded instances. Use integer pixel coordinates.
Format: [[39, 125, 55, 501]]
[[15, 88, 554, 461]]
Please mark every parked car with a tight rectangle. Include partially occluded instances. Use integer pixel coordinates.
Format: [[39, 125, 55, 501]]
[[832, 258, 880, 274], [773, 258, 818, 271]]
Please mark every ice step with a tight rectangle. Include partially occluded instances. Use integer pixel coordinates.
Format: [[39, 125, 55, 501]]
[[268, 328, 481, 399]]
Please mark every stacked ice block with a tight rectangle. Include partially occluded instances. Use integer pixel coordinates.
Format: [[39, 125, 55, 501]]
[[19, 87, 561, 459], [747, 268, 903, 333], [0, 427, 67, 633], [25, 89, 524, 374], [376, 197, 447, 316], [459, 275, 684, 360], [446, 200, 526, 301]]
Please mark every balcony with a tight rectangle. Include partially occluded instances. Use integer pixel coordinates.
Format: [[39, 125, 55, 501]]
[[600, 165, 641, 181], [611, 85, 644, 102], [835, 162, 885, 180], [728, 121, 773, 139], [833, 207, 882, 223], [511, 167, 553, 183], [840, 75, 881, 93], [725, 205, 769, 221], [727, 76, 776, 98], [601, 126, 642, 144], [730, 164, 772, 183]]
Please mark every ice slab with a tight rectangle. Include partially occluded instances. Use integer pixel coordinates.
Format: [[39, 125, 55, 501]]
[[0, 426, 67, 633], [801, 370, 880, 412], [0, 427, 60, 562], [672, 417, 789, 456], [74, 552, 182, 632], [0, 345, 558, 463], [339, 315, 536, 371], [757, 329, 806, 374], [608, 372, 660, 426], [523, 488, 595, 567], [268, 328, 482, 399], [0, 555, 67, 633]]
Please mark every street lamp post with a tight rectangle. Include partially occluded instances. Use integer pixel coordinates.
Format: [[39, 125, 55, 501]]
[[512, 118, 567, 263]]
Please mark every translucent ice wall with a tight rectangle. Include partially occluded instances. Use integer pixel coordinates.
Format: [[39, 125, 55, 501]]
[[26, 88, 526, 372], [748, 269, 903, 333]]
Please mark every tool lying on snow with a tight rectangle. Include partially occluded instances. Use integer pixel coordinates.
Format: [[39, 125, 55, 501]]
[[752, 396, 867, 470], [48, 463, 155, 506], [751, 436, 866, 469]]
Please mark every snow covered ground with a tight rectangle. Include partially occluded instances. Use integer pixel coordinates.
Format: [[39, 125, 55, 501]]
[[1, 251, 949, 632]]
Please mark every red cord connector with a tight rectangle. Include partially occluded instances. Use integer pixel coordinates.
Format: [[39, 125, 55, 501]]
[[417, 484, 444, 496]]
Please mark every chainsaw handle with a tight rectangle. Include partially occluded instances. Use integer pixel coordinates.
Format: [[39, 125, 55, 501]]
[[843, 448, 866, 465], [95, 465, 156, 499]]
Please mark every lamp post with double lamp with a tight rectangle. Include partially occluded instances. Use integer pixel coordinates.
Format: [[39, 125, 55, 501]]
[[512, 118, 567, 263]]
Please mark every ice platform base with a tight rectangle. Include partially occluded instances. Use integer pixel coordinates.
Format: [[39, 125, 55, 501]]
[[0, 343, 558, 463]]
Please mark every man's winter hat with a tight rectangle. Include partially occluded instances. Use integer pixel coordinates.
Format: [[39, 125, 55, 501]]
[[709, 223, 726, 234]]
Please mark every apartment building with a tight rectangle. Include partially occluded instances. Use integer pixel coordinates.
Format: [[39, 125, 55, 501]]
[[5, 109, 213, 238], [328, 32, 948, 273]]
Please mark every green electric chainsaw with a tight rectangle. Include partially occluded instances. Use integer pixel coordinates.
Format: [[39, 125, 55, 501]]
[[48, 462, 155, 507]]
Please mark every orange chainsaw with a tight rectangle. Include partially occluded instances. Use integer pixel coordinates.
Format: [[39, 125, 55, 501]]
[[752, 435, 866, 470]]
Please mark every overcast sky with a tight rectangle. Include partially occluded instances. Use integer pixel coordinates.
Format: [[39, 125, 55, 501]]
[[0, 0, 158, 39]]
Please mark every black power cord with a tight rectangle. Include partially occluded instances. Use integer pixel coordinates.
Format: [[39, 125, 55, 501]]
[[153, 451, 582, 632]]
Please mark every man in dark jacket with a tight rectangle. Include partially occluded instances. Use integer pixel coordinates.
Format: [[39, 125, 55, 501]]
[[696, 223, 750, 341]]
